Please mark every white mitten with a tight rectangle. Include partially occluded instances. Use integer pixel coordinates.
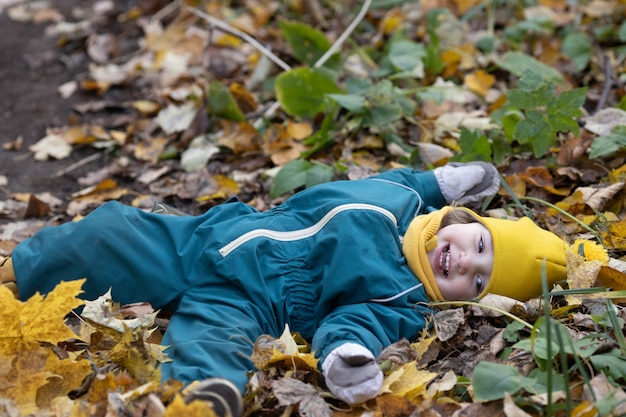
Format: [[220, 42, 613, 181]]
[[322, 343, 383, 405], [433, 162, 500, 205]]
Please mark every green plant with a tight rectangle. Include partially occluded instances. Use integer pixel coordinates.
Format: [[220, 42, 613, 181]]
[[589, 125, 626, 159], [495, 70, 587, 158], [472, 288, 626, 415]]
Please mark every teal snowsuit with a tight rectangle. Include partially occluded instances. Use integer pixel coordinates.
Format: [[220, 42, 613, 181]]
[[12, 168, 446, 392]]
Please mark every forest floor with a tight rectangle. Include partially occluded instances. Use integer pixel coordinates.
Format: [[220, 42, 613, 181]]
[[0, 0, 103, 198]]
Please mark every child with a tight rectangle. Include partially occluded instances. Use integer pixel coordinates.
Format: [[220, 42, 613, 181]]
[[0, 163, 567, 416]]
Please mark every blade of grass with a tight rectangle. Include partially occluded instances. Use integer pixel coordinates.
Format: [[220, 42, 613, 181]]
[[429, 300, 534, 331], [541, 261, 554, 417], [518, 196, 601, 240], [605, 299, 626, 356]]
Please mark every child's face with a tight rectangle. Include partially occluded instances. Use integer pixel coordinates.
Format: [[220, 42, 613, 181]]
[[426, 222, 494, 301]]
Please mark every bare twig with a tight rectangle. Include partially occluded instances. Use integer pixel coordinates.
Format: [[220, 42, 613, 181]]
[[255, 0, 374, 126], [313, 0, 372, 69], [151, 0, 182, 23], [187, 0, 373, 127], [54, 152, 102, 177], [184, 5, 292, 72], [595, 53, 613, 114]]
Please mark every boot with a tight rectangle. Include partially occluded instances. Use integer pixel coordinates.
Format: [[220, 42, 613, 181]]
[[151, 202, 187, 216], [183, 378, 244, 417], [0, 257, 18, 298]]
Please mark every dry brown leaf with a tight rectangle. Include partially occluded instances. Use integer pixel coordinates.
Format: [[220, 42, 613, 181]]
[[433, 308, 464, 342], [582, 373, 626, 415], [272, 378, 332, 416], [230, 82, 258, 113], [595, 266, 626, 303], [134, 136, 167, 163], [575, 182, 624, 212], [520, 166, 570, 195], [376, 393, 418, 416], [581, 108, 626, 136], [217, 121, 261, 154], [500, 173, 526, 197]]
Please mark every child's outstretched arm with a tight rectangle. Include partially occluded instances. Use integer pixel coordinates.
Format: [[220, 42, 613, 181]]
[[368, 162, 500, 211], [312, 300, 429, 404]]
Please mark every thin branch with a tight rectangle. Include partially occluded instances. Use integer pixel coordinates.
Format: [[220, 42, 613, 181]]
[[184, 5, 292, 72], [54, 153, 102, 177], [256, 0, 373, 126], [595, 53, 613, 114], [151, 0, 182, 23], [313, 0, 372, 68], [188, 0, 373, 127]]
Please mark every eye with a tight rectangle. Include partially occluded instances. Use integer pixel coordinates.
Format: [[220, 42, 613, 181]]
[[478, 236, 484, 253], [476, 276, 483, 293]]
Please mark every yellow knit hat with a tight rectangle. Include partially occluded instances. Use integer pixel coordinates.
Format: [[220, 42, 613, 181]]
[[402, 208, 568, 301]]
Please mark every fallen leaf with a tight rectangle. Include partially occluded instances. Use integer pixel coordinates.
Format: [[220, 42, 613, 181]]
[[0, 279, 86, 354], [566, 245, 602, 305], [381, 361, 437, 400], [464, 69, 495, 96], [165, 393, 218, 416], [581, 107, 626, 136], [433, 308, 465, 342], [157, 102, 199, 134], [82, 289, 158, 333], [29, 133, 72, 161]]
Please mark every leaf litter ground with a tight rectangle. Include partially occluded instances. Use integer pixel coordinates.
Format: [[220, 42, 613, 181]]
[[1, 0, 626, 416]]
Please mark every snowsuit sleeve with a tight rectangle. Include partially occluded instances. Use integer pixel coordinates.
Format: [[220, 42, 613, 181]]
[[368, 168, 446, 211], [312, 296, 430, 366]]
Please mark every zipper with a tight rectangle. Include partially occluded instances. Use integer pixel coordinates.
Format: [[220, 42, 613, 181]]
[[369, 283, 424, 303], [218, 203, 397, 257]]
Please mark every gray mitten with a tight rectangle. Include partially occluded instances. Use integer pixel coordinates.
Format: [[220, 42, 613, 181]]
[[322, 343, 383, 404], [433, 161, 500, 205]]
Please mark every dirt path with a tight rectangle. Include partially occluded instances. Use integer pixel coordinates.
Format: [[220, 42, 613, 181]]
[[0, 1, 104, 197]]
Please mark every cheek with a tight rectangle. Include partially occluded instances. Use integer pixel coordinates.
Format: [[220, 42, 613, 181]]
[[435, 276, 470, 300], [434, 276, 453, 296]]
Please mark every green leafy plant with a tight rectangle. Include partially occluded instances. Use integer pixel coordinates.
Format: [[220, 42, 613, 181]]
[[495, 70, 587, 158], [589, 125, 626, 159], [269, 159, 335, 198]]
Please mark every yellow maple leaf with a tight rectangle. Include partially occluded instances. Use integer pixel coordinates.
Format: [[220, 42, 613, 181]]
[[36, 351, 93, 409], [1, 345, 53, 415], [165, 393, 218, 417], [381, 361, 438, 401], [0, 279, 86, 355]]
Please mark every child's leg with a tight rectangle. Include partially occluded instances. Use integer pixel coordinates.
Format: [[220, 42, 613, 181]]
[[160, 286, 279, 392], [11, 201, 209, 310]]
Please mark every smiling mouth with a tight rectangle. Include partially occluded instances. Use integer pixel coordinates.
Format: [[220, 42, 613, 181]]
[[439, 245, 450, 277]]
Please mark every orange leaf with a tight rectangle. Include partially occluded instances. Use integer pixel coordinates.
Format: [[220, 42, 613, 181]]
[[464, 70, 495, 96]]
